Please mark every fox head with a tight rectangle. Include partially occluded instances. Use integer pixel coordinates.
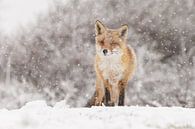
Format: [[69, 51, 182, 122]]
[[95, 20, 128, 57]]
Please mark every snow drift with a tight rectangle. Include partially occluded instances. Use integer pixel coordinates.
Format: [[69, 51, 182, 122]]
[[0, 100, 194, 129]]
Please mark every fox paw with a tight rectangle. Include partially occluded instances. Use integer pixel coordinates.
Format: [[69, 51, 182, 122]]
[[95, 101, 103, 106], [107, 101, 114, 106]]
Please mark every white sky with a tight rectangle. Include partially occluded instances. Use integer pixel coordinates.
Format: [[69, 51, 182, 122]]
[[0, 0, 52, 35]]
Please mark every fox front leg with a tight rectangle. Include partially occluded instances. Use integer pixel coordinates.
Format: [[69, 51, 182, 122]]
[[109, 85, 119, 106], [118, 80, 127, 106], [104, 88, 110, 106], [95, 78, 105, 106], [103, 81, 115, 106], [95, 87, 105, 106], [118, 87, 125, 106], [104, 87, 115, 106]]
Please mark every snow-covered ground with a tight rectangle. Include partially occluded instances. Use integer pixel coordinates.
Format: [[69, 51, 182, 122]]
[[0, 101, 195, 129]]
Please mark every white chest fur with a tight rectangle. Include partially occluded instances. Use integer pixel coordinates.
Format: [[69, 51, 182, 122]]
[[98, 54, 124, 85]]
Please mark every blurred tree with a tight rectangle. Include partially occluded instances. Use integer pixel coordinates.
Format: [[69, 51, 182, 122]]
[[0, 0, 194, 108]]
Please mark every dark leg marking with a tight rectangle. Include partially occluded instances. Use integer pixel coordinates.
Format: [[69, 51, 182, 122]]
[[104, 88, 111, 106], [118, 88, 125, 106]]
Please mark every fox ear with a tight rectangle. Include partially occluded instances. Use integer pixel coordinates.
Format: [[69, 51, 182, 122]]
[[95, 20, 106, 35], [119, 25, 128, 40]]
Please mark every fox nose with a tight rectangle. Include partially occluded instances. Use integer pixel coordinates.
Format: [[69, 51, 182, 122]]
[[103, 49, 108, 55]]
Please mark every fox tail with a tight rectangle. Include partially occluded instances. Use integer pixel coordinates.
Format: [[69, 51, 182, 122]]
[[85, 92, 96, 107]]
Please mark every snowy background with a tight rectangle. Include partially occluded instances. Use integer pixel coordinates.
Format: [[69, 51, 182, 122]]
[[0, 0, 194, 109]]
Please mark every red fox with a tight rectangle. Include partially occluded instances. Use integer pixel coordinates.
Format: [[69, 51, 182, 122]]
[[86, 20, 136, 107]]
